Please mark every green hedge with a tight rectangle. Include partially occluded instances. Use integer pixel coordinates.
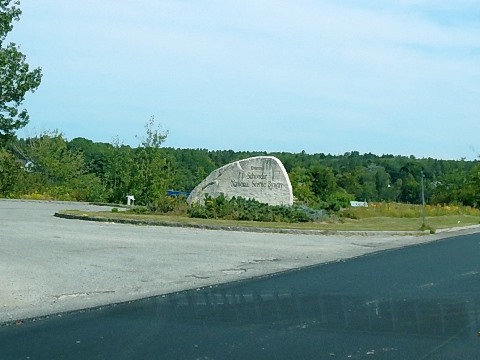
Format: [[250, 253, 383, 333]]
[[187, 194, 326, 223]]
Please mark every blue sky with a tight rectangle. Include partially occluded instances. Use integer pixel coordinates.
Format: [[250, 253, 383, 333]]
[[9, 0, 480, 159]]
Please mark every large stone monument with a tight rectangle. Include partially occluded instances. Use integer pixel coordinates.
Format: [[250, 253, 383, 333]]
[[187, 156, 293, 206]]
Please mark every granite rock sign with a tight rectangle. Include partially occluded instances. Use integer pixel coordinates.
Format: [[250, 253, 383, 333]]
[[187, 156, 294, 206]]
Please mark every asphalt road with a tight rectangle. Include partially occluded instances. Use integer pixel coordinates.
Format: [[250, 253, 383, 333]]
[[1, 219, 480, 359], [1, 199, 479, 326]]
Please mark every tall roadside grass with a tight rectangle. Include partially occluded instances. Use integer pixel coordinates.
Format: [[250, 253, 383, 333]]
[[340, 202, 480, 219]]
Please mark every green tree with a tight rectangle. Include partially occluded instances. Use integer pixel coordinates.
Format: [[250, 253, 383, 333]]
[[106, 137, 134, 203], [458, 164, 480, 207], [25, 130, 85, 185], [131, 116, 172, 208], [356, 166, 377, 201], [375, 167, 392, 201], [0, 1, 42, 144], [288, 166, 315, 205], [336, 169, 362, 199], [430, 170, 466, 205], [0, 146, 23, 196], [69, 137, 112, 180], [21, 130, 106, 201], [309, 165, 338, 200], [399, 176, 420, 203]]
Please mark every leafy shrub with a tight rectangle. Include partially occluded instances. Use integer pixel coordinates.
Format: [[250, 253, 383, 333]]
[[187, 194, 321, 223], [20, 192, 54, 201], [148, 195, 175, 213], [419, 223, 436, 234], [68, 174, 108, 202], [293, 205, 327, 222], [45, 186, 76, 201], [145, 194, 190, 214], [129, 206, 148, 214], [0, 148, 24, 197], [324, 190, 354, 211]]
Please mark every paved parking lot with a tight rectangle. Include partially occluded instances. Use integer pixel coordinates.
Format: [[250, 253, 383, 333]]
[[1, 199, 478, 324]]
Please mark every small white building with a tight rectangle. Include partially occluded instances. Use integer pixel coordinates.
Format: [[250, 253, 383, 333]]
[[350, 201, 368, 207]]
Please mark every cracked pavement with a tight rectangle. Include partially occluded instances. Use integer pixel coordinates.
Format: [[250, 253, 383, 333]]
[[1, 199, 479, 324]]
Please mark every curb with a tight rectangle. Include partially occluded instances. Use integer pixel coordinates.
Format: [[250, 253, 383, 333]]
[[54, 212, 429, 237]]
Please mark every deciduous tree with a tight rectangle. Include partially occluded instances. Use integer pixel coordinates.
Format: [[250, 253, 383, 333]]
[[0, 146, 23, 196], [132, 116, 172, 207], [0, 0, 42, 144]]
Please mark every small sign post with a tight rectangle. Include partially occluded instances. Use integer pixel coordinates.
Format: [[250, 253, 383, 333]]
[[126, 195, 135, 206]]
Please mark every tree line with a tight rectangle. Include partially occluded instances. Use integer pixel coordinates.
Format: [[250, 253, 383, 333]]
[[1, 120, 479, 211]]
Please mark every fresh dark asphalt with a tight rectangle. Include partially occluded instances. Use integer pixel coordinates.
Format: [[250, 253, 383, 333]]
[[1, 232, 480, 359]]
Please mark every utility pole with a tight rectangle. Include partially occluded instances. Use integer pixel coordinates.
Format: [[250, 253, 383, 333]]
[[421, 171, 426, 227]]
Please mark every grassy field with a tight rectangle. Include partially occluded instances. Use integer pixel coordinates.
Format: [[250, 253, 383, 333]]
[[60, 202, 480, 232]]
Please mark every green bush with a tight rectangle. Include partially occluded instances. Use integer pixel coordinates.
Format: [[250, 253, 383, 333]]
[[419, 223, 436, 234], [294, 205, 327, 222], [128, 206, 148, 214], [68, 174, 108, 202], [0, 148, 24, 197], [187, 194, 322, 223], [148, 195, 175, 213]]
